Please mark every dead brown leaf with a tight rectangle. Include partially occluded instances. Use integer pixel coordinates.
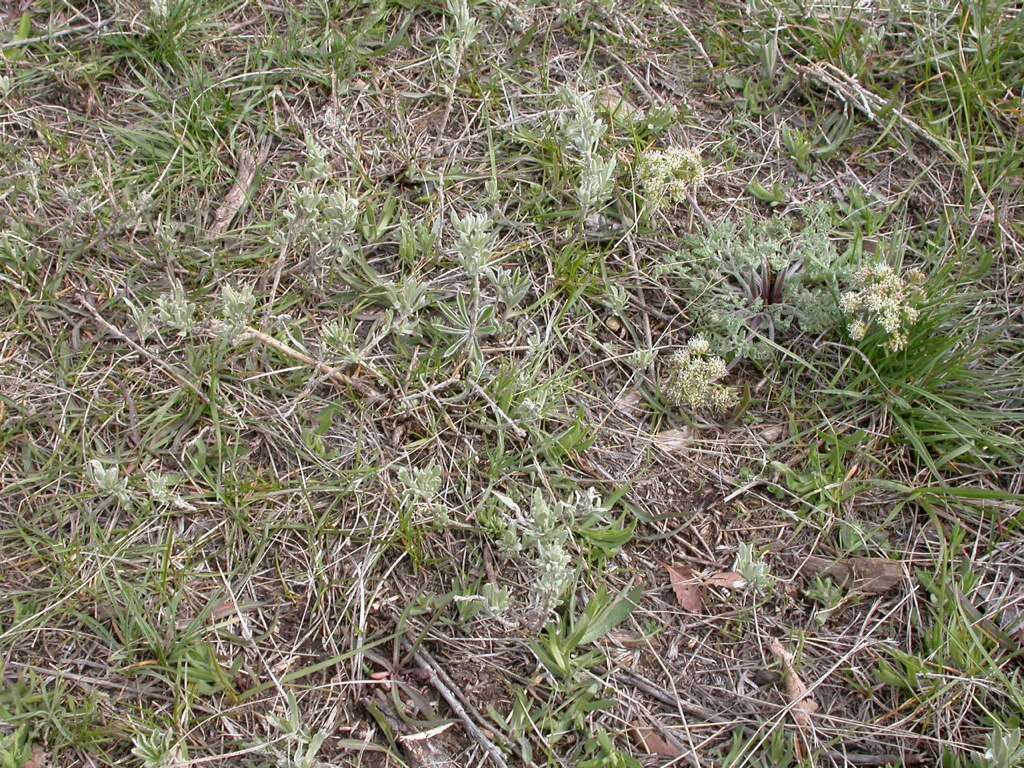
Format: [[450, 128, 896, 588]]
[[24, 747, 48, 768], [665, 565, 703, 612], [768, 638, 819, 730], [596, 87, 642, 123], [613, 390, 643, 413], [800, 555, 903, 595], [607, 629, 646, 648], [654, 427, 694, 452], [634, 725, 683, 757], [758, 423, 787, 443], [210, 141, 269, 235], [705, 571, 746, 590]]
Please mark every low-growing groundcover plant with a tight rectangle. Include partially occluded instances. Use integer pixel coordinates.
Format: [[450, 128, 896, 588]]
[[658, 205, 853, 363], [2, 0, 1024, 767]]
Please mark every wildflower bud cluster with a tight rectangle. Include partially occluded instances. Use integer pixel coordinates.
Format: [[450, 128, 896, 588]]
[[841, 262, 923, 352], [638, 146, 704, 210], [662, 336, 737, 413]]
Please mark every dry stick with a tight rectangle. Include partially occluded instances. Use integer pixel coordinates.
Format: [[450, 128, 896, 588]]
[[229, 325, 383, 400], [611, 669, 729, 723], [210, 138, 270, 236], [401, 641, 509, 768], [792, 61, 957, 162], [77, 293, 211, 405], [469, 381, 526, 437], [261, 231, 291, 329]]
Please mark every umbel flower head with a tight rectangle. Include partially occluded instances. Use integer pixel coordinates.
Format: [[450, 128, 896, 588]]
[[841, 262, 923, 353], [663, 336, 737, 413], [638, 146, 704, 210]]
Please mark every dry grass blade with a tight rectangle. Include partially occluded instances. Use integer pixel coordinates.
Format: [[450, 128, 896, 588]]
[[228, 324, 383, 399]]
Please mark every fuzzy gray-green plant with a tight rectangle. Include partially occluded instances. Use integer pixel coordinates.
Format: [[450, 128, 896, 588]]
[[397, 463, 449, 528], [219, 282, 256, 340], [984, 725, 1024, 768], [560, 89, 618, 215], [515, 489, 574, 615], [734, 542, 773, 596], [155, 278, 195, 338], [265, 692, 329, 768], [663, 207, 849, 362], [130, 728, 184, 768], [86, 459, 132, 507]]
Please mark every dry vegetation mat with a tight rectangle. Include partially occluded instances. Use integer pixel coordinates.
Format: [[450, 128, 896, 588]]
[[2, 0, 1023, 765]]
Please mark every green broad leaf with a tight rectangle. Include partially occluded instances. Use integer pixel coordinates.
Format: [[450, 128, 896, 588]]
[[570, 585, 642, 648], [747, 180, 787, 206], [3, 13, 32, 62]]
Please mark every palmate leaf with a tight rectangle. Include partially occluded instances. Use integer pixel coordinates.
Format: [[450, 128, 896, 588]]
[[435, 294, 499, 358]]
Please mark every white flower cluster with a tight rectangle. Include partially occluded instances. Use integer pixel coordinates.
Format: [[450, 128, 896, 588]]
[[638, 146, 704, 210], [663, 336, 737, 413], [841, 262, 923, 352]]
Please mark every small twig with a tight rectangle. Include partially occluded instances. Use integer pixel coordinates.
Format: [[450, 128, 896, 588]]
[[227, 324, 383, 400], [609, 668, 730, 723], [261, 231, 291, 329], [437, 45, 464, 137], [77, 293, 211, 405], [402, 641, 509, 768], [400, 376, 461, 405], [687, 189, 711, 228], [791, 61, 958, 164]]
